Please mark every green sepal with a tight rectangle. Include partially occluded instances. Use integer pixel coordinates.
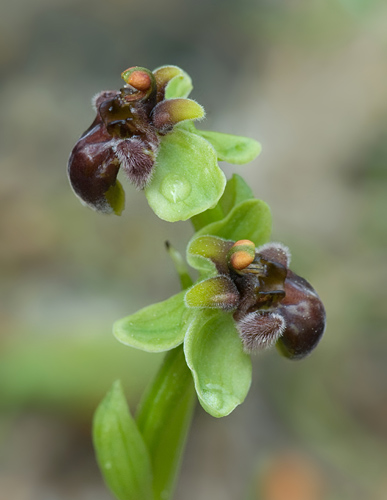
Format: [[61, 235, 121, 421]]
[[219, 174, 254, 216], [175, 120, 196, 133], [113, 291, 187, 352], [195, 199, 272, 247], [191, 174, 254, 231], [153, 65, 193, 99], [184, 310, 252, 418], [145, 128, 226, 222], [194, 129, 262, 164], [164, 69, 193, 99], [93, 380, 154, 500]]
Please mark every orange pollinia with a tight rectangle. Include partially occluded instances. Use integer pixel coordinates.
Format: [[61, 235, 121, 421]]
[[229, 240, 256, 270], [125, 69, 152, 91]]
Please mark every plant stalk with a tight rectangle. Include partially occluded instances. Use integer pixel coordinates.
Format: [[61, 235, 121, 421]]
[[136, 345, 196, 500]]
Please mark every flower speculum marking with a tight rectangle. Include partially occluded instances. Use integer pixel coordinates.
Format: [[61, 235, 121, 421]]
[[186, 236, 326, 359]]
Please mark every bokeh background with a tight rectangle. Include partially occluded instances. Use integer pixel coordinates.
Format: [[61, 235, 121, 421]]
[[1, 0, 387, 499]]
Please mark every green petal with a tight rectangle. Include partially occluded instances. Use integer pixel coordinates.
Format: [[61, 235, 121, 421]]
[[113, 291, 187, 352], [165, 70, 193, 99], [196, 199, 272, 247], [93, 380, 153, 500], [194, 129, 262, 164], [186, 235, 233, 275], [145, 129, 226, 222], [185, 276, 239, 310], [184, 310, 252, 418], [152, 99, 204, 132], [191, 174, 254, 231]]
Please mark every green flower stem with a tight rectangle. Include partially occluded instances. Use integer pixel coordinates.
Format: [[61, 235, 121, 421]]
[[136, 345, 196, 500]]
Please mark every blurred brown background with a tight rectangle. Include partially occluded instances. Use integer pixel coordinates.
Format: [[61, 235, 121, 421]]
[[1, 0, 387, 499]]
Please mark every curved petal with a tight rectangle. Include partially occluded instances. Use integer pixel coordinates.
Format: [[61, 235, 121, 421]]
[[152, 99, 204, 133], [185, 276, 239, 310], [196, 199, 272, 247], [145, 129, 226, 222], [194, 129, 262, 164], [184, 310, 252, 418], [113, 291, 187, 352], [67, 123, 124, 215]]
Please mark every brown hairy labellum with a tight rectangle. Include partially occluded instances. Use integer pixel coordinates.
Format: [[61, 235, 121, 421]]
[[232, 242, 325, 358], [186, 237, 326, 359]]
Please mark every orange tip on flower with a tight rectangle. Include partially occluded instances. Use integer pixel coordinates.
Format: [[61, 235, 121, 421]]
[[127, 70, 152, 91], [232, 240, 255, 249], [228, 240, 256, 270]]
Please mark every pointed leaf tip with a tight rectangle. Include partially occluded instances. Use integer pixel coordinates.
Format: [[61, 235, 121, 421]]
[[93, 380, 153, 500]]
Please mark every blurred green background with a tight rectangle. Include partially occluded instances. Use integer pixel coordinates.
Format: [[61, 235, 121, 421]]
[[1, 0, 387, 499]]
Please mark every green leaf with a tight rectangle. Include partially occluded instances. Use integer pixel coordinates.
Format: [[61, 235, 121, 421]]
[[136, 346, 195, 500], [93, 380, 153, 500], [113, 291, 187, 352], [194, 129, 262, 164], [184, 310, 252, 418], [145, 129, 226, 222], [190, 174, 254, 231], [195, 199, 272, 247]]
